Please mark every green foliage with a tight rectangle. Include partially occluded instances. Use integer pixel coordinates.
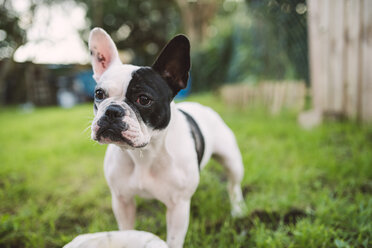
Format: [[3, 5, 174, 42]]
[[191, 0, 308, 91], [77, 0, 182, 65], [1, 94, 371, 247], [190, 16, 235, 92], [0, 2, 27, 58], [245, 0, 309, 82]]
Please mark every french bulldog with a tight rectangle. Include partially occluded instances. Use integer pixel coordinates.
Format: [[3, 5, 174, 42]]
[[89, 27, 245, 248]]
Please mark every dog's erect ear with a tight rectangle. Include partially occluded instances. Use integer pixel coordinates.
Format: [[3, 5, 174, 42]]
[[152, 35, 191, 96], [89, 28, 121, 81]]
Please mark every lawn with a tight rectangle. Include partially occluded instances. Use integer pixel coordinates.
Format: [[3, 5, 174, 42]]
[[0, 93, 371, 248]]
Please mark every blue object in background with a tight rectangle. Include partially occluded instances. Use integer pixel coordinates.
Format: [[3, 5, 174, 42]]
[[75, 70, 96, 99], [175, 74, 192, 100]]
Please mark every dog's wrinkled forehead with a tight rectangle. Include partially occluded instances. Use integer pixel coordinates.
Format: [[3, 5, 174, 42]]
[[97, 64, 140, 99]]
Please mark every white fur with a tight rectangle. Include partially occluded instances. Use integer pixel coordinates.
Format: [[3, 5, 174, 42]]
[[97, 64, 140, 98]]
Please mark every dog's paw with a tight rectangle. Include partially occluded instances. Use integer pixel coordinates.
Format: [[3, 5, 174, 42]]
[[231, 201, 247, 218]]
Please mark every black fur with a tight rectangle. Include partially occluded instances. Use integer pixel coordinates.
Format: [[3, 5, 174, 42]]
[[152, 35, 190, 97], [125, 67, 174, 130], [179, 109, 205, 167]]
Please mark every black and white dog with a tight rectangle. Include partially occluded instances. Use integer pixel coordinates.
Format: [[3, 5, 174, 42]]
[[89, 28, 245, 248]]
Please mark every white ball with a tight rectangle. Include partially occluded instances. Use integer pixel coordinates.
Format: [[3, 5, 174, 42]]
[[63, 230, 168, 248]]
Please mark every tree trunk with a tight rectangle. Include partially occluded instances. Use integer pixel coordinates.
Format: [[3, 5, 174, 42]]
[[0, 58, 14, 105], [175, 0, 218, 46]]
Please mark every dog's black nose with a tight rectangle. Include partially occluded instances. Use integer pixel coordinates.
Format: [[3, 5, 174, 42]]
[[105, 105, 125, 119]]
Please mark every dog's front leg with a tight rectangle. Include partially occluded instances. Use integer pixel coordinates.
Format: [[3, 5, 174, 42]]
[[112, 195, 136, 230], [166, 199, 190, 248]]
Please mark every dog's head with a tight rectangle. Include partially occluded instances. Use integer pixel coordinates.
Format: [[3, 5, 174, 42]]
[[89, 28, 190, 148]]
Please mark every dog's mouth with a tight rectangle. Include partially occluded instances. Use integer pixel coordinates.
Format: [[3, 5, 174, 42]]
[[95, 115, 126, 139], [93, 121, 148, 148], [96, 127, 124, 142]]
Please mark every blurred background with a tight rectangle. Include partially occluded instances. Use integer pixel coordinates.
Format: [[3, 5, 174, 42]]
[[0, 0, 309, 109], [1, 1, 372, 247]]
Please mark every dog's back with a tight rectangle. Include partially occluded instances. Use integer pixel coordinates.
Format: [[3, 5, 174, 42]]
[[177, 101, 245, 216]]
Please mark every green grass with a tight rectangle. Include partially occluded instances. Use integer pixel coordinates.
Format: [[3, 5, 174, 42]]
[[1, 93, 371, 248]]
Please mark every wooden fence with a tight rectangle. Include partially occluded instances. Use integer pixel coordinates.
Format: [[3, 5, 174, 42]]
[[220, 81, 306, 114], [307, 0, 372, 123]]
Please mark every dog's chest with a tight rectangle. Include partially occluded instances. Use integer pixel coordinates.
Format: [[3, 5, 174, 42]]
[[127, 162, 160, 199], [105, 149, 190, 204]]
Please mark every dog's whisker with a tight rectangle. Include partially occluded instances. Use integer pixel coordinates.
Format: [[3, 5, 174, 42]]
[[82, 125, 91, 134]]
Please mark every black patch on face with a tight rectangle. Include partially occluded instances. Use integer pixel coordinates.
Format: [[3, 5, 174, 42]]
[[125, 67, 173, 130]]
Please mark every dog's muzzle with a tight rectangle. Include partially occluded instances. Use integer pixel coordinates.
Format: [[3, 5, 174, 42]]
[[96, 105, 128, 142]]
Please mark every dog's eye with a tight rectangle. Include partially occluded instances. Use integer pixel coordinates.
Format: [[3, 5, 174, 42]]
[[95, 89, 106, 101], [136, 95, 152, 106]]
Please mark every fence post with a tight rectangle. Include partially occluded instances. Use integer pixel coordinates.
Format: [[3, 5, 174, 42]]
[[360, 0, 372, 122], [303, 0, 372, 126]]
